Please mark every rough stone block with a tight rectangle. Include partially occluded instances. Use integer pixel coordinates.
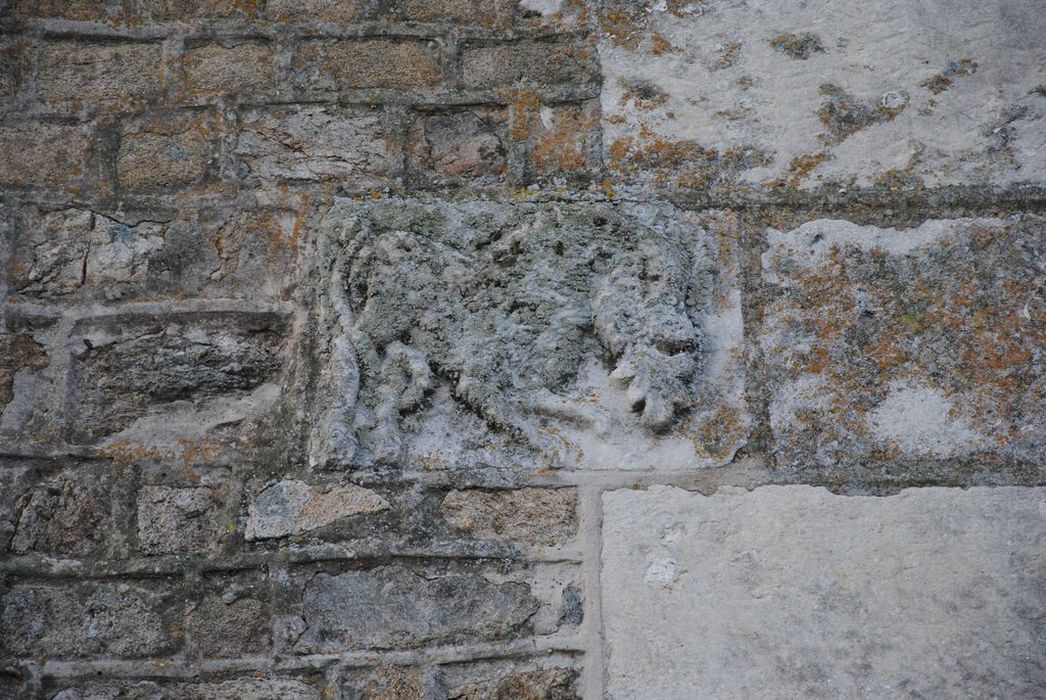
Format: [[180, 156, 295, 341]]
[[0, 317, 60, 446], [293, 562, 578, 652], [235, 105, 398, 185], [602, 485, 1046, 698], [760, 215, 1044, 475], [68, 313, 285, 444], [42, 677, 324, 699], [407, 108, 508, 185], [245, 478, 390, 540], [7, 207, 166, 300], [597, 0, 1046, 190], [9, 467, 122, 557], [267, 0, 366, 23], [392, 0, 500, 25], [292, 39, 442, 93], [439, 657, 581, 699], [439, 487, 577, 546], [136, 485, 222, 555], [461, 42, 599, 90], [184, 573, 271, 657], [0, 42, 28, 105], [141, 0, 264, 21], [8, 0, 131, 21], [1, 581, 178, 658], [309, 199, 747, 472], [0, 324, 49, 414], [511, 99, 602, 182], [117, 111, 218, 190], [0, 122, 91, 188], [179, 40, 276, 102], [196, 207, 301, 299], [339, 666, 428, 698], [37, 39, 163, 109]]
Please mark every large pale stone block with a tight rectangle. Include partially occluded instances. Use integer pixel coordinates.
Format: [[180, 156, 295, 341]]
[[602, 485, 1046, 699], [760, 215, 1044, 476], [598, 0, 1046, 190]]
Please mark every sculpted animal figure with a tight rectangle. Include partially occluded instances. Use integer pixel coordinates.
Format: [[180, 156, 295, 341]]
[[310, 203, 708, 469]]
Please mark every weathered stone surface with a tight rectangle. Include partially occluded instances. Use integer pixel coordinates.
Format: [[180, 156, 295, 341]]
[[761, 215, 1044, 473], [598, 0, 1046, 190], [0, 327, 49, 410], [236, 106, 397, 185], [245, 479, 390, 540], [309, 199, 747, 472], [198, 207, 300, 299], [180, 40, 277, 101], [339, 665, 426, 699], [184, 575, 271, 657], [602, 485, 1046, 698], [136, 485, 222, 554], [0, 122, 91, 188], [2, 0, 1041, 690], [37, 40, 163, 108], [294, 564, 564, 652], [7, 208, 166, 299], [10, 468, 116, 557], [514, 100, 603, 182], [462, 42, 599, 90], [439, 488, 577, 546], [407, 108, 508, 185], [435, 656, 581, 699], [0, 42, 27, 105], [8, 0, 132, 21], [44, 677, 323, 700], [267, 0, 366, 23], [68, 314, 285, 443], [141, 0, 264, 21], [1, 582, 177, 658], [0, 317, 61, 444], [293, 39, 442, 93], [117, 111, 218, 190]]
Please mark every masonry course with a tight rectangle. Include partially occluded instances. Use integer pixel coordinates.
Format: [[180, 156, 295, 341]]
[[0, 0, 1042, 698]]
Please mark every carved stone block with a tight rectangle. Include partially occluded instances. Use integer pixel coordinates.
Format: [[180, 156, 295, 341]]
[[310, 199, 747, 472]]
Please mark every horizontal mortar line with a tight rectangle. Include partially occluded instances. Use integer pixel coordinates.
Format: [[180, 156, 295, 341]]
[[0, 546, 585, 579], [284, 543, 584, 565], [349, 460, 772, 488], [32, 637, 587, 679], [27, 23, 170, 40], [662, 187, 1046, 213], [36, 655, 268, 680], [279, 635, 588, 670], [4, 298, 295, 320], [17, 19, 594, 43], [6, 184, 1037, 219], [0, 444, 99, 460]]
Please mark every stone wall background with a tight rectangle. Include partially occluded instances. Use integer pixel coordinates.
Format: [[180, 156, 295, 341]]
[[0, 0, 1042, 698]]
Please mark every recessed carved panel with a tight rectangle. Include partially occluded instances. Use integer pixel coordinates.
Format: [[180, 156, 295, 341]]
[[310, 199, 747, 472]]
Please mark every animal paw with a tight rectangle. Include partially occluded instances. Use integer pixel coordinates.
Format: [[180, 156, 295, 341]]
[[609, 345, 696, 432]]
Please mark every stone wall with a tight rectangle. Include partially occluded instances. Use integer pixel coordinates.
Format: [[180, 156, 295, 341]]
[[0, 1, 1043, 697]]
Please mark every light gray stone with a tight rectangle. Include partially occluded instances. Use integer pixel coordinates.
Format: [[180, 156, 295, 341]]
[[598, 0, 1046, 189], [294, 565, 540, 652], [244, 478, 390, 540], [601, 485, 1046, 699], [1, 582, 176, 658], [137, 485, 220, 555], [439, 487, 577, 546], [236, 106, 397, 185], [760, 215, 1044, 473], [310, 199, 747, 472]]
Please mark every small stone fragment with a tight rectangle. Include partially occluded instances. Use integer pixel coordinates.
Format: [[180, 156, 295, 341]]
[[245, 479, 390, 540]]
